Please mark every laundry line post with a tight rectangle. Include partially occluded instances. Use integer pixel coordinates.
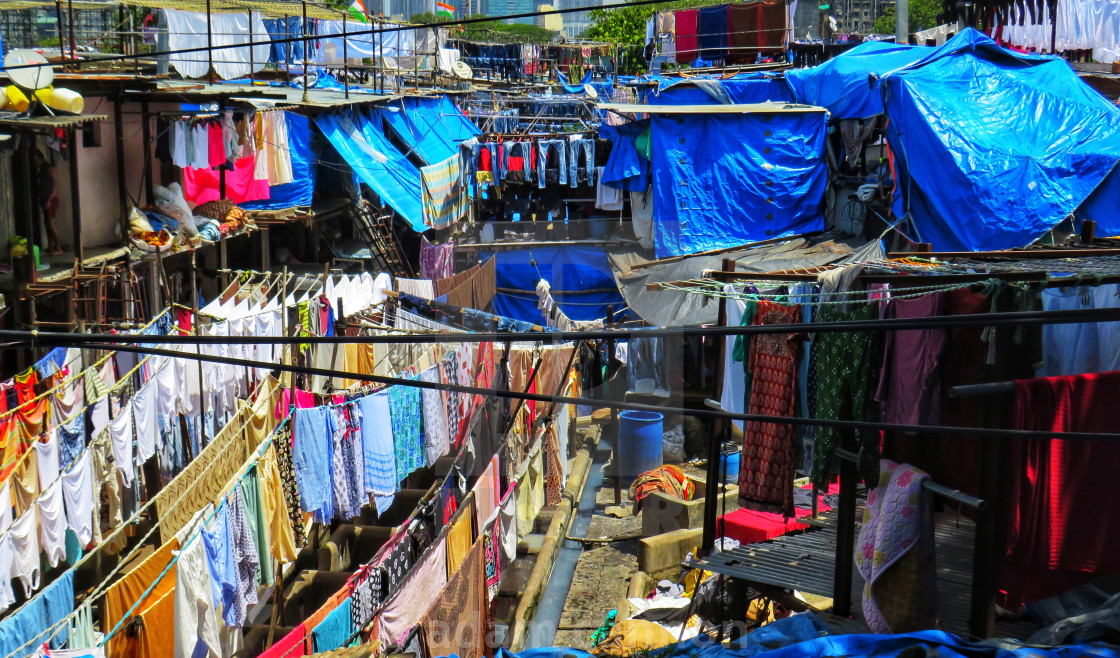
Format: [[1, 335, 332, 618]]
[[343, 12, 350, 100], [606, 305, 622, 506], [205, 0, 214, 83], [701, 258, 733, 556], [191, 250, 208, 445], [302, 0, 310, 103]]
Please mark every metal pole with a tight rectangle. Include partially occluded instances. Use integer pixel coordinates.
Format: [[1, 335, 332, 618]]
[[55, 1, 67, 71], [67, 0, 76, 65], [379, 18, 385, 94], [895, 0, 908, 44], [343, 12, 350, 100], [249, 10, 255, 85], [141, 100, 153, 206], [205, 0, 214, 83], [285, 13, 291, 78], [302, 0, 310, 102]]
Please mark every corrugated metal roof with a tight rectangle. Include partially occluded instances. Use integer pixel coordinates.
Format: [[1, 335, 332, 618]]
[[0, 113, 107, 130]]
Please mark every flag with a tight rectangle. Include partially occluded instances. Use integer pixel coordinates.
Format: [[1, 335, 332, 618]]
[[437, 1, 455, 19], [348, 0, 368, 23]]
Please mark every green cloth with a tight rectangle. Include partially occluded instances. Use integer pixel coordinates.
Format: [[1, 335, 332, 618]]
[[240, 468, 274, 586], [810, 304, 880, 489], [732, 299, 759, 414]]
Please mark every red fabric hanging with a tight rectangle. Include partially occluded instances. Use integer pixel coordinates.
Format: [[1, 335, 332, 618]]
[[1004, 370, 1120, 603]]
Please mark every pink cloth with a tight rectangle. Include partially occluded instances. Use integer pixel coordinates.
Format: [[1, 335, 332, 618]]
[[183, 155, 270, 205], [259, 626, 307, 658], [420, 236, 454, 281], [377, 538, 447, 645], [208, 122, 225, 168], [474, 455, 501, 531]]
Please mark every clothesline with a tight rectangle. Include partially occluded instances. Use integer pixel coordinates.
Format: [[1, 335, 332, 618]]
[[0, 307, 172, 422], [22, 304, 1120, 346], [59, 338, 1120, 445], [0, 379, 279, 658]]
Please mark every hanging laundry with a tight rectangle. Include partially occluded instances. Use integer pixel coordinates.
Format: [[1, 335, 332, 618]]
[[736, 301, 803, 516], [857, 460, 938, 633], [60, 450, 94, 548]]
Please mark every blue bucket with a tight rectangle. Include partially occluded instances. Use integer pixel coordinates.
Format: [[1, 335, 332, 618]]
[[618, 410, 663, 478], [720, 450, 741, 484]]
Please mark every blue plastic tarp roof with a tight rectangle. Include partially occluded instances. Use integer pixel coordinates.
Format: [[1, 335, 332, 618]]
[[784, 40, 927, 119], [379, 95, 480, 166], [651, 111, 828, 258], [882, 29, 1120, 251], [316, 109, 425, 231], [489, 246, 626, 323], [644, 72, 795, 105], [242, 112, 317, 210]]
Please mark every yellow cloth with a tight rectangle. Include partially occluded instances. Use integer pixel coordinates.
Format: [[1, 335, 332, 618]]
[[259, 444, 298, 563], [445, 495, 476, 578], [103, 538, 180, 658], [9, 451, 38, 516], [591, 620, 677, 656]]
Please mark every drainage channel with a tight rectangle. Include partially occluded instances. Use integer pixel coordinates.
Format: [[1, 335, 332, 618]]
[[522, 441, 611, 649]]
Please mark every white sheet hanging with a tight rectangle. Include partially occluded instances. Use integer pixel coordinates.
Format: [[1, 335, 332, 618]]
[[319, 19, 377, 62], [164, 9, 271, 80]]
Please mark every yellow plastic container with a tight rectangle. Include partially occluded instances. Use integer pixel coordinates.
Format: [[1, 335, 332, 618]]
[[4, 86, 29, 112], [34, 87, 84, 114]]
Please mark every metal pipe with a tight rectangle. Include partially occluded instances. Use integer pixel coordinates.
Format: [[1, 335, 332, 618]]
[[21, 305, 1120, 346], [55, 1, 67, 71], [948, 381, 1016, 399], [205, 0, 214, 83], [67, 0, 76, 65], [834, 447, 987, 510], [343, 12, 349, 100], [249, 10, 255, 86], [302, 0, 309, 102], [52, 335, 1120, 446]]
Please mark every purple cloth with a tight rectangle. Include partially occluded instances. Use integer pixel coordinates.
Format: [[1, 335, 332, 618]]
[[875, 293, 946, 426], [420, 236, 454, 281]]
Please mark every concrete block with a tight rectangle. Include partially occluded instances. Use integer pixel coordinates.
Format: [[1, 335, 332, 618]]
[[638, 527, 703, 573], [641, 477, 739, 537]]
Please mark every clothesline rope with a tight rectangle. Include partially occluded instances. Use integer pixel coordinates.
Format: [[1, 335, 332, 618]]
[[1, 380, 278, 658]]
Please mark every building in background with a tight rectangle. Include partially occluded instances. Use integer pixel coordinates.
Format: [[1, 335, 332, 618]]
[[555, 0, 603, 39], [536, 3, 564, 32]]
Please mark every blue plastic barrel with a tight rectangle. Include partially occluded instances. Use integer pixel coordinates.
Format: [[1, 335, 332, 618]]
[[618, 410, 664, 478], [720, 450, 741, 484]]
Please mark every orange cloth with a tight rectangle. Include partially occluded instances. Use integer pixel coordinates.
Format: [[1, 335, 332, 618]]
[[13, 369, 37, 405], [103, 539, 180, 658], [13, 397, 49, 442], [300, 589, 348, 654]]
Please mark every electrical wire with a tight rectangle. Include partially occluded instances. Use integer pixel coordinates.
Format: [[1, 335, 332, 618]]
[[10, 304, 1120, 346], [56, 339, 1120, 444], [0, 0, 768, 75]]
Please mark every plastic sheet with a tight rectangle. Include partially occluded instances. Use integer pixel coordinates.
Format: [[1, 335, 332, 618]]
[[242, 112, 317, 210], [882, 29, 1120, 251], [316, 109, 425, 231], [784, 40, 927, 119], [651, 111, 827, 258]]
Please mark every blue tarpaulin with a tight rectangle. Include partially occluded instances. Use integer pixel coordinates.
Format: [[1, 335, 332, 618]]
[[379, 95, 480, 165], [489, 246, 626, 323], [316, 109, 425, 231], [784, 40, 927, 119], [881, 29, 1120, 251], [600, 120, 650, 192], [242, 112, 317, 210], [651, 110, 828, 258], [644, 73, 795, 105], [663, 630, 1120, 658]]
